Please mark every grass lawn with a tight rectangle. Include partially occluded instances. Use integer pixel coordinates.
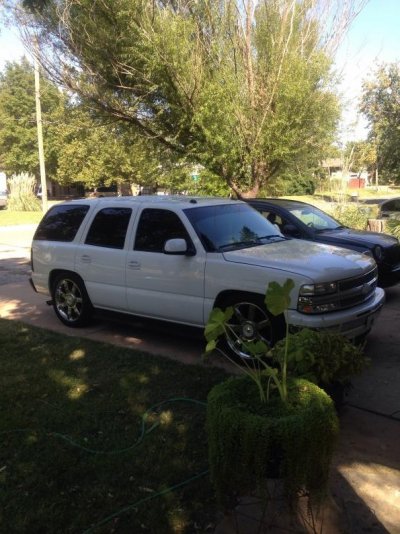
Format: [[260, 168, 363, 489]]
[[0, 210, 44, 226], [0, 319, 228, 533], [0, 202, 61, 226]]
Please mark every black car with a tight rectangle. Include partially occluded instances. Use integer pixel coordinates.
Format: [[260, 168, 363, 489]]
[[248, 198, 400, 287], [378, 197, 400, 219]]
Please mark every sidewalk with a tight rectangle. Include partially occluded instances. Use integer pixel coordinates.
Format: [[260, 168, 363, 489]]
[[1, 226, 400, 533]]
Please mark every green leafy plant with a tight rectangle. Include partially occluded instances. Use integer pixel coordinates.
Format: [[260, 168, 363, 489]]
[[205, 279, 295, 403], [205, 279, 339, 511], [386, 216, 400, 239], [329, 203, 368, 230], [206, 280, 367, 407], [271, 328, 368, 387]]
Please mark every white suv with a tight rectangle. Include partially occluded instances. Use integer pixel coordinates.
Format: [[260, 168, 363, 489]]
[[30, 196, 384, 357]]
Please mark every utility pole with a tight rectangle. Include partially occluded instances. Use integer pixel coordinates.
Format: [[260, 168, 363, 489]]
[[34, 38, 48, 213]]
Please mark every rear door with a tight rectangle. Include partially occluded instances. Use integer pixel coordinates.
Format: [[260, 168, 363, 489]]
[[76, 206, 135, 311]]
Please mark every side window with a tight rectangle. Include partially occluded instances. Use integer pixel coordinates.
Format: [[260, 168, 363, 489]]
[[85, 208, 132, 249], [383, 201, 395, 211], [135, 208, 191, 252], [259, 209, 284, 231], [34, 204, 89, 242], [384, 199, 400, 212]]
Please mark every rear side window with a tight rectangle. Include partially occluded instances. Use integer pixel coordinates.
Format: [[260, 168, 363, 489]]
[[382, 199, 400, 212], [34, 204, 89, 242], [85, 208, 132, 249]]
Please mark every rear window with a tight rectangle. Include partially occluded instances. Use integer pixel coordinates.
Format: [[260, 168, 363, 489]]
[[34, 204, 90, 242]]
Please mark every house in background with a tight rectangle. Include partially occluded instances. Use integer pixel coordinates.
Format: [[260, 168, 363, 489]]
[[321, 159, 368, 189]]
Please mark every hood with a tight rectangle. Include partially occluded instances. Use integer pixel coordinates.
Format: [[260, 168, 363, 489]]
[[316, 228, 398, 249], [223, 239, 376, 282]]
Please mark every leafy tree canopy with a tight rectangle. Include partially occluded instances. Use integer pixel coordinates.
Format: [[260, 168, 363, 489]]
[[0, 57, 213, 194], [53, 103, 227, 194], [0, 57, 62, 179], [361, 62, 400, 184], [344, 140, 376, 176], [14, 0, 365, 197]]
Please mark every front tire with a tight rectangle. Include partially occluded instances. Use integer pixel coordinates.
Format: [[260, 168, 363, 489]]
[[219, 294, 285, 360], [52, 273, 93, 327]]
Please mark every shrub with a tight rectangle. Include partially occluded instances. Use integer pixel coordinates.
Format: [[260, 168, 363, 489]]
[[329, 203, 368, 230], [7, 173, 41, 212], [386, 217, 400, 239], [270, 328, 368, 387], [206, 375, 338, 507]]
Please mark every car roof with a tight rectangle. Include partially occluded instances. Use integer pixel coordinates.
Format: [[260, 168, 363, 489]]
[[247, 198, 311, 210], [60, 195, 243, 209], [380, 196, 400, 207]]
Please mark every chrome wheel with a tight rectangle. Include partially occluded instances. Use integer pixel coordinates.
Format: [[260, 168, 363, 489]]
[[225, 300, 273, 359], [55, 278, 83, 323], [52, 273, 93, 327]]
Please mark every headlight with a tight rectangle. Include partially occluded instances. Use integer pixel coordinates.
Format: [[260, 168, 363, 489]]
[[373, 245, 383, 262], [298, 282, 339, 314], [299, 282, 337, 296]]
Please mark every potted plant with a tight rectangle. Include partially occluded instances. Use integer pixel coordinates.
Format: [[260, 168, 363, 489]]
[[204, 280, 339, 516]]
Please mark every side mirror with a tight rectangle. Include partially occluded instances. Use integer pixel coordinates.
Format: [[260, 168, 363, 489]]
[[164, 238, 195, 256], [282, 224, 301, 238]]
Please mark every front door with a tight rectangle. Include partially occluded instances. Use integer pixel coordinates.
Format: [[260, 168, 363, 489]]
[[126, 208, 206, 325]]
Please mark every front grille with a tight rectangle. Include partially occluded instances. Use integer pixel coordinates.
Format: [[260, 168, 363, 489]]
[[302, 267, 378, 314], [334, 267, 378, 310], [338, 268, 377, 292]]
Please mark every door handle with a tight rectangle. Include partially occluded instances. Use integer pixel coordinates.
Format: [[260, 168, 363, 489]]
[[128, 260, 141, 270], [81, 255, 92, 263]]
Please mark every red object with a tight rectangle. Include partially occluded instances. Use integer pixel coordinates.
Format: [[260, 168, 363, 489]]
[[349, 177, 365, 189]]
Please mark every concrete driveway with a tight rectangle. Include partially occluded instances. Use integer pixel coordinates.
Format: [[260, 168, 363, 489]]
[[1, 223, 400, 532]]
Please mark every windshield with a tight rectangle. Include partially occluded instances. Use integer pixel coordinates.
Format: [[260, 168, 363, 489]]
[[184, 203, 283, 252], [287, 204, 343, 231]]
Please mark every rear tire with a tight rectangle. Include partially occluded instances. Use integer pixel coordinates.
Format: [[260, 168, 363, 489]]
[[52, 272, 93, 327], [219, 294, 285, 361]]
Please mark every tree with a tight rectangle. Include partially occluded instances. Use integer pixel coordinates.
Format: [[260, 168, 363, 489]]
[[52, 104, 160, 190], [0, 58, 207, 194], [0, 57, 62, 179], [52, 103, 227, 194], [344, 140, 376, 177], [361, 63, 400, 184], [15, 0, 366, 197]]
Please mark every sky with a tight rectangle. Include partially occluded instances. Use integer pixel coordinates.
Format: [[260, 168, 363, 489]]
[[0, 0, 400, 143], [336, 0, 400, 142]]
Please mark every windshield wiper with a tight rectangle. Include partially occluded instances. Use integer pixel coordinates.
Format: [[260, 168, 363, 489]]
[[316, 225, 347, 233], [257, 234, 282, 241], [218, 240, 258, 251], [218, 235, 282, 251]]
